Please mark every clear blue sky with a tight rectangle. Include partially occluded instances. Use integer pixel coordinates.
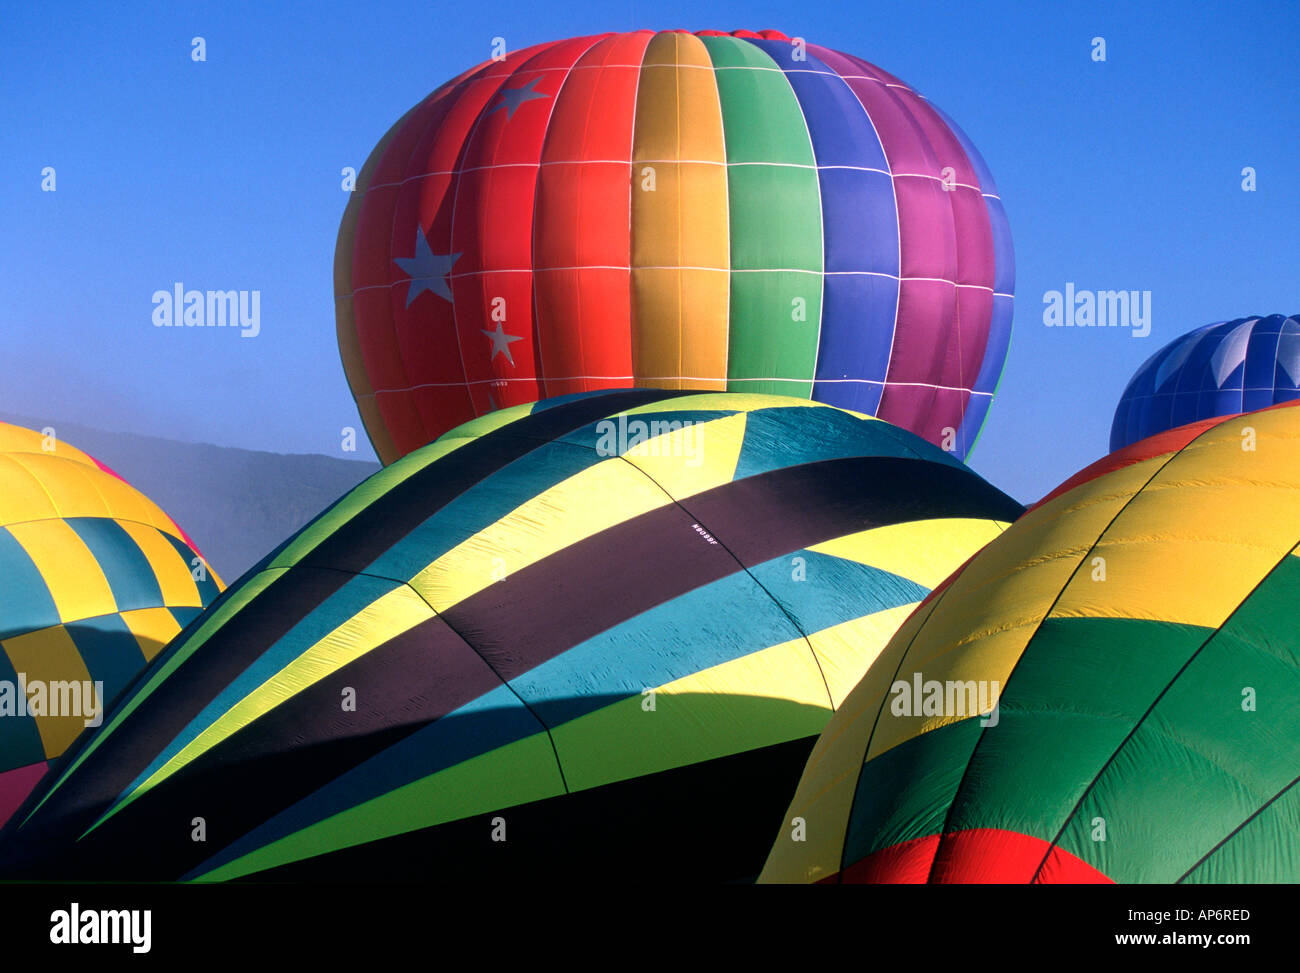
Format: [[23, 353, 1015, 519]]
[[3, 0, 1297, 502]]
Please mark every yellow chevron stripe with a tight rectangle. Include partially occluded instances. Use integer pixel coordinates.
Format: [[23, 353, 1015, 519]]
[[615, 411, 746, 498], [268, 439, 464, 571], [408, 415, 748, 612], [809, 517, 1008, 591], [33, 567, 288, 820], [409, 456, 670, 611]]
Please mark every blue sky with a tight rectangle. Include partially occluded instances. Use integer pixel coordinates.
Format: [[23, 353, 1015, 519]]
[[3, 0, 1296, 502]]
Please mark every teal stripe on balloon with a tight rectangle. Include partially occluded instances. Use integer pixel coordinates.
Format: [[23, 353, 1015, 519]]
[[507, 567, 812, 729], [65, 518, 164, 613], [732, 406, 964, 481], [0, 527, 59, 640], [749, 550, 929, 635]]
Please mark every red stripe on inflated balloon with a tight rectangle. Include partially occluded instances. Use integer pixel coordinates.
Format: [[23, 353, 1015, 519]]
[[352, 60, 500, 456], [394, 44, 566, 452], [1032, 398, 1300, 511], [830, 833, 940, 883], [839, 828, 1113, 883], [932, 828, 1112, 883], [355, 78, 489, 453], [533, 31, 651, 398], [449, 38, 604, 417]]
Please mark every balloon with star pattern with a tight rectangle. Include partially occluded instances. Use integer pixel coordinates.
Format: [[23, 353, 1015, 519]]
[[1111, 313, 1300, 452], [335, 29, 1015, 464]]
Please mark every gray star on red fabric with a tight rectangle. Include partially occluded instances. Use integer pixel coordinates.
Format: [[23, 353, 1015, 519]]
[[481, 321, 524, 365], [394, 229, 460, 306], [488, 77, 547, 120]]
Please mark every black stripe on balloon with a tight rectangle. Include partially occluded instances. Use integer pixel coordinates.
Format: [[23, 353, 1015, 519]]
[[442, 456, 1022, 682], [0, 455, 1015, 881], [0, 388, 690, 852], [0, 614, 520, 880], [237, 733, 821, 884]]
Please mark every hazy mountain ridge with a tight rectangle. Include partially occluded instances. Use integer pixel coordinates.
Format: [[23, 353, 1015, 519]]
[[1, 413, 380, 583]]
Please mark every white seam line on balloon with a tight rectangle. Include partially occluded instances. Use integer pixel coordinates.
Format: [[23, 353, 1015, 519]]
[[365, 164, 995, 197], [351, 273, 1006, 291], [755, 40, 827, 405], [520, 35, 605, 408], [362, 378, 994, 394], [826, 53, 903, 426]]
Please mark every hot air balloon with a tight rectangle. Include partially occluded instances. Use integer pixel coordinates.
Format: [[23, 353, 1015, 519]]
[[0, 423, 223, 828], [1111, 313, 1300, 452], [335, 29, 1014, 464], [0, 391, 1021, 882], [761, 399, 1300, 883]]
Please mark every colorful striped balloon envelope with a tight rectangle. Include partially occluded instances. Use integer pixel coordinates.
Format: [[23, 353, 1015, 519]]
[[0, 423, 223, 828], [336, 29, 1014, 464], [761, 399, 1300, 883], [0, 391, 1021, 882]]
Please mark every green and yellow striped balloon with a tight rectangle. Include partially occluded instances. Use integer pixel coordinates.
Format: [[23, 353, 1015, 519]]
[[762, 399, 1300, 883]]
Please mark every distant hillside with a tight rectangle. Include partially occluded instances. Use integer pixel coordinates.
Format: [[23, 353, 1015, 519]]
[[1, 413, 380, 584]]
